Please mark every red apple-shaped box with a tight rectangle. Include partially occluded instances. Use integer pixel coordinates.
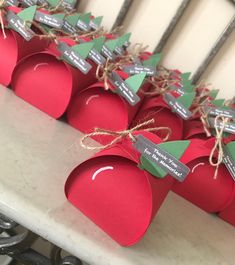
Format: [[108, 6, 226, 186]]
[[65, 131, 190, 246], [219, 141, 235, 226], [183, 119, 207, 140], [12, 38, 97, 119], [67, 70, 150, 145], [172, 138, 235, 213], [131, 93, 184, 141], [0, 6, 48, 86]]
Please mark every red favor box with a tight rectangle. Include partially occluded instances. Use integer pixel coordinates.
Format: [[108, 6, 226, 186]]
[[67, 71, 150, 145], [172, 139, 235, 213], [183, 119, 207, 140], [11, 39, 97, 119], [0, 6, 48, 86], [132, 94, 183, 141], [0, 29, 48, 86], [219, 199, 235, 227], [65, 131, 174, 246]]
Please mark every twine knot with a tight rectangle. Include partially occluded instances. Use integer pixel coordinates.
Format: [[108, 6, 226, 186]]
[[96, 59, 120, 90], [80, 119, 171, 150], [209, 115, 229, 179]]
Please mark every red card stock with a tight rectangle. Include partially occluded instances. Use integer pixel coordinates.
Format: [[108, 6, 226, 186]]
[[65, 131, 174, 246], [172, 139, 235, 213], [219, 199, 235, 227], [183, 120, 207, 140], [67, 71, 150, 145], [132, 94, 183, 141], [0, 29, 48, 86], [12, 41, 97, 118]]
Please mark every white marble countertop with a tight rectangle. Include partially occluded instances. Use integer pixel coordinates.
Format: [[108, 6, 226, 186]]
[[1, 85, 235, 265]]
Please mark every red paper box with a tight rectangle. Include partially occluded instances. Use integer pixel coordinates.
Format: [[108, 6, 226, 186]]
[[219, 199, 235, 227], [65, 131, 175, 246], [0, 6, 48, 86], [183, 120, 207, 140], [132, 94, 183, 141], [172, 138, 235, 213], [67, 70, 150, 145], [12, 39, 97, 118], [218, 140, 235, 226]]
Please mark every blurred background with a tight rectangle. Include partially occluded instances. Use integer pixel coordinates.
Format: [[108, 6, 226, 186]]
[[79, 0, 235, 99]]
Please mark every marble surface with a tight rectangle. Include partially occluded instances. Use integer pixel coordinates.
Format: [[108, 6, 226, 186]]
[[0, 85, 235, 265]]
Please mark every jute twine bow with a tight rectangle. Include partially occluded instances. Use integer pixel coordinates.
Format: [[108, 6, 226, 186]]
[[209, 115, 229, 179], [144, 71, 179, 96], [121, 43, 149, 63], [80, 119, 172, 150], [96, 59, 121, 90], [199, 108, 212, 137], [0, 0, 6, 39]]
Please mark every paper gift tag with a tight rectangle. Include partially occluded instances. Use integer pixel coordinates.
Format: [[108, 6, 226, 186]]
[[57, 42, 94, 74], [34, 11, 65, 29], [101, 38, 119, 60], [133, 135, 190, 182], [76, 12, 91, 31], [12, 49, 97, 118], [88, 36, 106, 65], [21, 0, 37, 7], [6, 6, 36, 41], [109, 72, 146, 106], [113, 33, 131, 55], [62, 13, 80, 34], [172, 139, 235, 213], [6, 0, 19, 6], [89, 16, 103, 30], [65, 131, 174, 246], [123, 53, 161, 76], [223, 141, 235, 181], [163, 92, 195, 120], [67, 71, 148, 145]]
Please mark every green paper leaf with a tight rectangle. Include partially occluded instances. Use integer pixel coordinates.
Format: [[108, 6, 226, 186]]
[[92, 36, 106, 52], [65, 13, 81, 27], [92, 16, 103, 27], [212, 99, 225, 107], [177, 92, 196, 109], [18, 5, 37, 23], [143, 53, 161, 68], [105, 38, 120, 52], [117, 32, 131, 47], [125, 73, 146, 93], [181, 72, 191, 82], [71, 42, 94, 59], [209, 89, 219, 99], [79, 12, 91, 24], [140, 140, 190, 178], [225, 142, 235, 163], [182, 80, 195, 92], [47, 0, 59, 7]]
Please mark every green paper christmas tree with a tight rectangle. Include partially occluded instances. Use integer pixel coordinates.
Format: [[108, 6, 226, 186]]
[[71, 42, 94, 59], [125, 73, 146, 93]]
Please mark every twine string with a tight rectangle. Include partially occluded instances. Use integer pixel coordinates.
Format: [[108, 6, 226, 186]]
[[95, 59, 121, 90], [0, 0, 6, 39], [209, 115, 229, 179], [80, 119, 171, 150]]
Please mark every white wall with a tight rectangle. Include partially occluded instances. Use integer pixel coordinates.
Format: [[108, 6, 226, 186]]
[[79, 0, 235, 99]]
